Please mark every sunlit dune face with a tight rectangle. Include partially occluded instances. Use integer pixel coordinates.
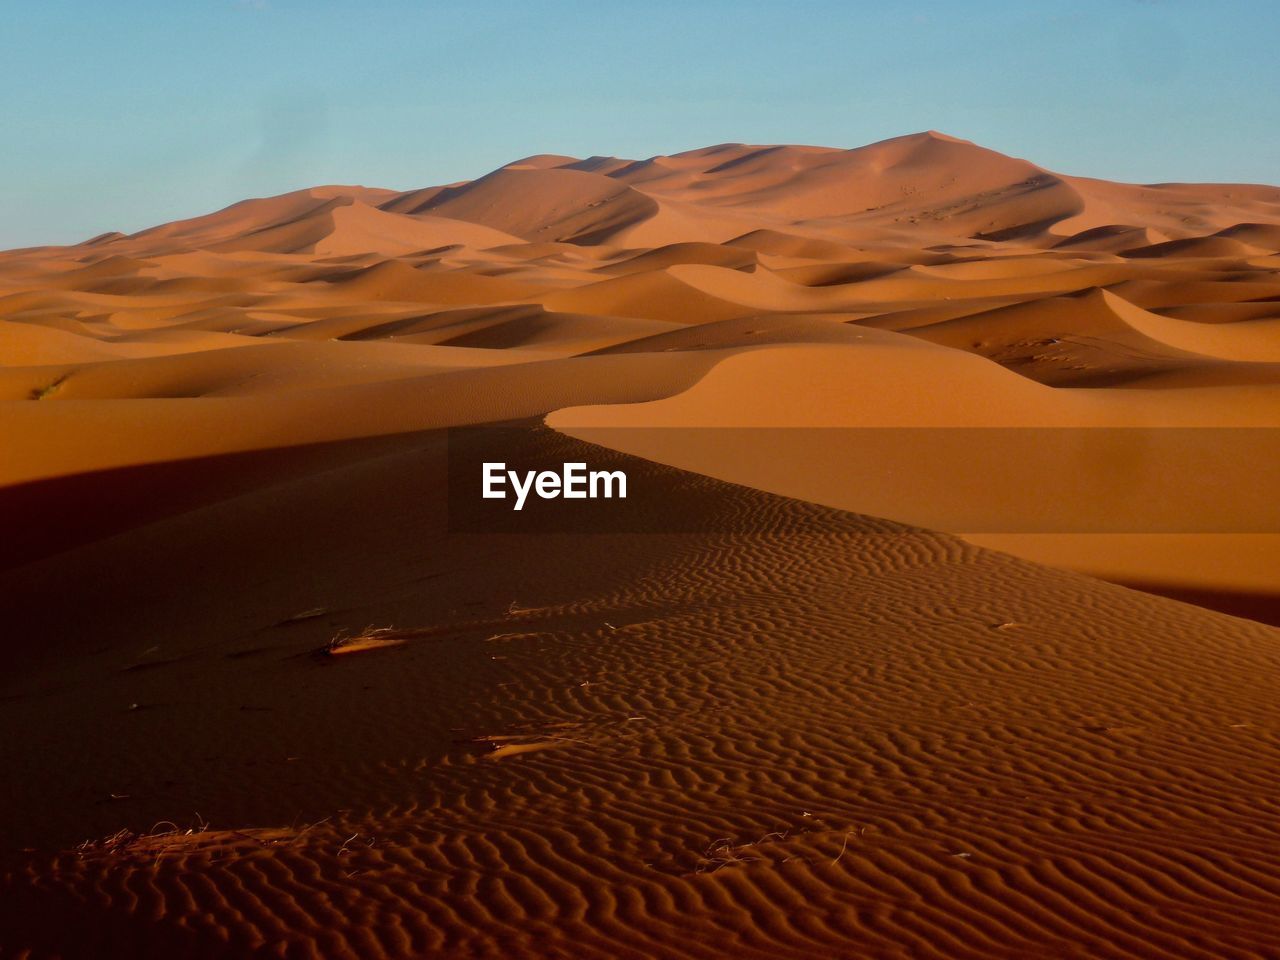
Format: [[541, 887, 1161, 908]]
[[3, 133, 1278, 596], [4, 134, 1280, 960]]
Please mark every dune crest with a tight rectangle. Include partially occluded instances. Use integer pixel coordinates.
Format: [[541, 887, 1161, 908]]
[[4, 133, 1280, 600], [4, 133, 1280, 958]]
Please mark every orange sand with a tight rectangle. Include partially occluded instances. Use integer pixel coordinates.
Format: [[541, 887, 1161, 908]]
[[3, 133, 1280, 958]]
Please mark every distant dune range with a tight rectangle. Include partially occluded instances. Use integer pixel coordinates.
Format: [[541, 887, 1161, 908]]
[[3, 133, 1280, 957]]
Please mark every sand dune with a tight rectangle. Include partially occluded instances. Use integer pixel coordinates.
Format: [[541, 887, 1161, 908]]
[[5, 429, 1280, 959], [897, 287, 1280, 385], [5, 132, 1278, 598], [1109, 301, 1280, 361], [4, 133, 1280, 958]]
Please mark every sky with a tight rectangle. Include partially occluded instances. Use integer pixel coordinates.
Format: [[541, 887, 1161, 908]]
[[2, 0, 1279, 248]]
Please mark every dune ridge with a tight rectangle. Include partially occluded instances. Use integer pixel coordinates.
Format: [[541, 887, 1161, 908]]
[[4, 133, 1280, 957], [5, 428, 1280, 959]]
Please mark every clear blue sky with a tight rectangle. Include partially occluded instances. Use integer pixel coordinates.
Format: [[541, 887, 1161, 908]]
[[3, 0, 1278, 248]]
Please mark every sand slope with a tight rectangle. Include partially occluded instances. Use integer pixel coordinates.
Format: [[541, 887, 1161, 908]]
[[4, 428, 1280, 960], [4, 133, 1280, 957]]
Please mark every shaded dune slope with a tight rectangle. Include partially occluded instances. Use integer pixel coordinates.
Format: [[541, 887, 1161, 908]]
[[4, 133, 1280, 957], [3, 427, 1280, 959]]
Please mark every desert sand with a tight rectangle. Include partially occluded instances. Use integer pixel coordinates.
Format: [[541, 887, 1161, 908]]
[[3, 132, 1280, 957]]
